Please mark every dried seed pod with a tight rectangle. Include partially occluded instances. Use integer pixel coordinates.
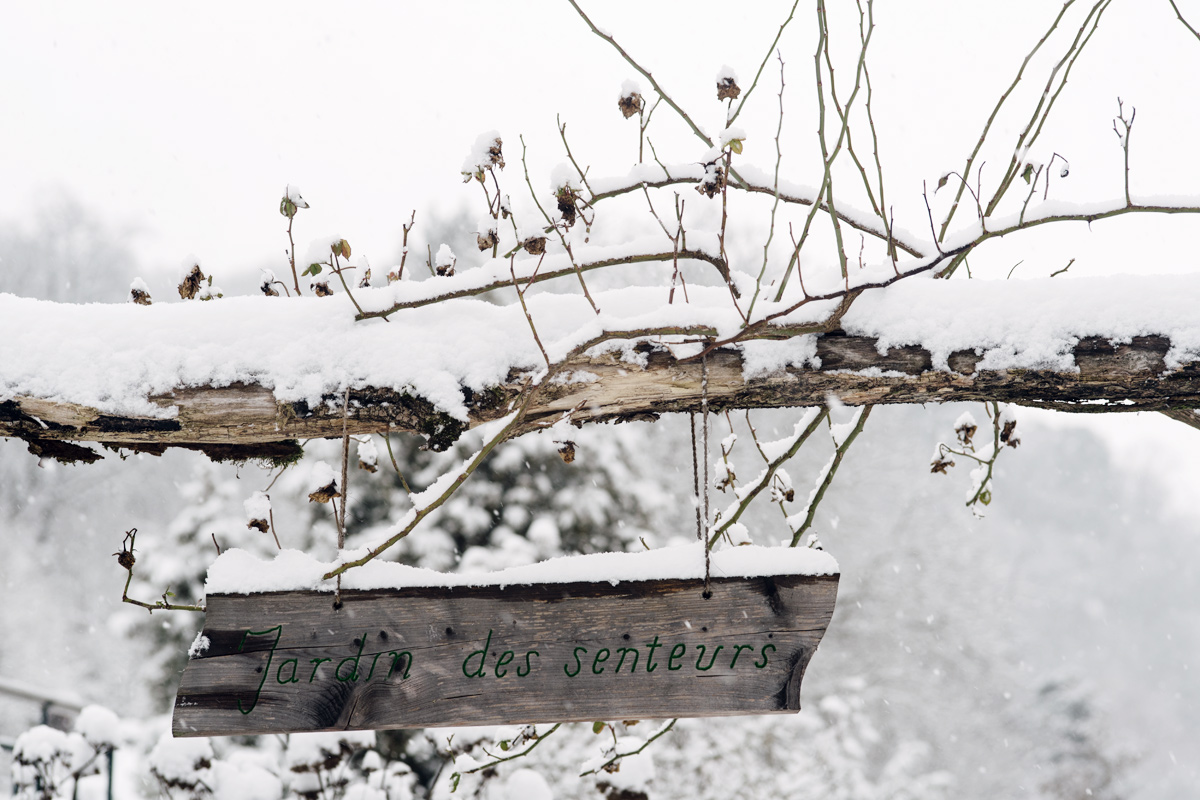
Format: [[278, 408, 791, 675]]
[[178, 264, 205, 300], [308, 481, 341, 504], [1001, 419, 1020, 448], [522, 236, 547, 255], [695, 162, 725, 198], [716, 77, 741, 101], [311, 281, 333, 297], [930, 455, 955, 474], [618, 91, 643, 119], [113, 548, 136, 570], [955, 420, 977, 448], [557, 440, 576, 463], [247, 518, 269, 533], [476, 228, 499, 251], [130, 288, 152, 306], [556, 188, 578, 228]]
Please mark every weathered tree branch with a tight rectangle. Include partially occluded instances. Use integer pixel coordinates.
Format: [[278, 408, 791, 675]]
[[4, 333, 1197, 462]]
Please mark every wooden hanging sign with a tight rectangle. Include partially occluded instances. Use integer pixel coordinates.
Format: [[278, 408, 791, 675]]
[[173, 572, 838, 737]]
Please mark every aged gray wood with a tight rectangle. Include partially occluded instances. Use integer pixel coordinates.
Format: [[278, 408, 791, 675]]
[[173, 574, 839, 737], [6, 331, 1199, 462]]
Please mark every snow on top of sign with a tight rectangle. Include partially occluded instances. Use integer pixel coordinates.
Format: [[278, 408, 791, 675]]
[[204, 542, 838, 595]]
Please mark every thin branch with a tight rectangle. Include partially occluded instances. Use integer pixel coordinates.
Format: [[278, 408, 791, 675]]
[[1168, 0, 1200, 42], [566, 0, 714, 149], [727, 0, 801, 126], [322, 401, 533, 580], [939, 1, 1077, 239], [360, 247, 730, 320], [115, 529, 204, 613], [708, 408, 827, 547], [579, 720, 677, 778], [520, 134, 600, 314], [456, 724, 563, 777], [746, 52, 788, 321], [383, 434, 414, 494], [789, 405, 872, 546]]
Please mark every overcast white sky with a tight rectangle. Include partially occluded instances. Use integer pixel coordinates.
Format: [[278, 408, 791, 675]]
[[3, 2, 1199, 276], [1, 0, 1199, 502]]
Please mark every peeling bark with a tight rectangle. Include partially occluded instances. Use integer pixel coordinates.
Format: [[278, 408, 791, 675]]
[[3, 333, 1197, 462]]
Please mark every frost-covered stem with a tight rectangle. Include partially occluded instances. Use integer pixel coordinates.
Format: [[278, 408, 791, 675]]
[[789, 405, 871, 547], [746, 53, 787, 322], [1169, 0, 1200, 41], [984, 0, 1112, 218], [1113, 98, 1136, 207], [456, 724, 563, 779], [322, 401, 532, 580], [579, 719, 677, 777], [510, 254, 551, 369], [708, 408, 827, 548], [117, 529, 204, 613], [728, 0, 801, 126], [557, 116, 592, 196], [383, 435, 413, 494], [940, 1, 1076, 240], [567, 0, 714, 150], [520, 135, 600, 314]]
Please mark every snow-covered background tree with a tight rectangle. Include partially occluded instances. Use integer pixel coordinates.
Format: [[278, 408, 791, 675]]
[[2, 1, 1200, 798]]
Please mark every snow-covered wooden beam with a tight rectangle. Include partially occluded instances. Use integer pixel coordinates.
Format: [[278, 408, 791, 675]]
[[2, 332, 1197, 463], [3, 274, 1199, 462]]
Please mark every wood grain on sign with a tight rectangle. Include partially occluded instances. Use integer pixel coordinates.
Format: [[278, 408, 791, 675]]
[[173, 574, 838, 737]]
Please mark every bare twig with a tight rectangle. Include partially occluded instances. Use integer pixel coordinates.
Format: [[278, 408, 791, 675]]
[[727, 0, 802, 126], [789, 405, 872, 546], [1113, 98, 1136, 207], [579, 720, 677, 778]]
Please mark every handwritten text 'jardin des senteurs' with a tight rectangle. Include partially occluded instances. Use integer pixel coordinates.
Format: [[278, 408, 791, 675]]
[[234, 626, 780, 714]]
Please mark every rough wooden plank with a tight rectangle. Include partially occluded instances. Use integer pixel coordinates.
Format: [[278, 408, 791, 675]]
[[173, 574, 839, 737]]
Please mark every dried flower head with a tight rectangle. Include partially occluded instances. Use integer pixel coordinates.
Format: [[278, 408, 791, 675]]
[[695, 162, 726, 198], [716, 66, 741, 101], [476, 228, 499, 252], [556, 187, 579, 228], [522, 236, 548, 255], [557, 440, 576, 464], [618, 91, 643, 119], [178, 263, 205, 300], [311, 281, 333, 297]]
